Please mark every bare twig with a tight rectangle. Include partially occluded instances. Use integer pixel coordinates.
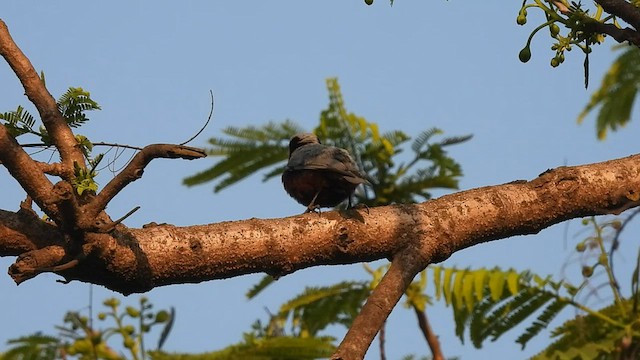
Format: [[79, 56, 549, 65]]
[[179, 90, 215, 146], [83, 144, 206, 223], [378, 322, 386, 360]]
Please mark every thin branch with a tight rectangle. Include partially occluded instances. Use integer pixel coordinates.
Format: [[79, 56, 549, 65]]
[[19, 142, 144, 151], [378, 321, 386, 360], [82, 144, 206, 224], [0, 19, 85, 171], [179, 90, 215, 146], [413, 306, 444, 360]]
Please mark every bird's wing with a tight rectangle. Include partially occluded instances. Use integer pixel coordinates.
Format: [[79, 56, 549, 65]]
[[288, 146, 367, 184]]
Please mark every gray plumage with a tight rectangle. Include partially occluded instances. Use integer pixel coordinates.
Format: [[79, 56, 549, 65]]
[[282, 133, 367, 212]]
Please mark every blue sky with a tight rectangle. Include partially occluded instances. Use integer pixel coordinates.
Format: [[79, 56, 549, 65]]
[[1, 2, 639, 359]]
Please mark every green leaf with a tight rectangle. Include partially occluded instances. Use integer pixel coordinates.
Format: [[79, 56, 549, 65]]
[[246, 275, 276, 299], [578, 46, 640, 140], [57, 87, 101, 128]]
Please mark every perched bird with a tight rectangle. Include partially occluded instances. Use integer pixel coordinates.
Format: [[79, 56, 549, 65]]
[[282, 133, 367, 212]]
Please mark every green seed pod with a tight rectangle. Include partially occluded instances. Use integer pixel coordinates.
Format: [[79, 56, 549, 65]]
[[98, 313, 107, 321], [551, 58, 560, 67], [365, 0, 373, 5], [155, 310, 170, 323], [123, 325, 135, 335], [123, 337, 135, 349], [519, 46, 532, 63], [575, 242, 586, 252], [581, 266, 594, 278], [611, 220, 622, 230], [550, 23, 560, 37], [598, 254, 608, 265], [517, 15, 527, 25], [103, 298, 120, 308], [126, 306, 140, 318], [91, 334, 103, 345]]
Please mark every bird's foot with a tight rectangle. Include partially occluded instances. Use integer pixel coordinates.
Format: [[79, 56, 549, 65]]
[[304, 204, 322, 215]]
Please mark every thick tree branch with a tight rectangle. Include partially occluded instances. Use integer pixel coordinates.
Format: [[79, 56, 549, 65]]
[[333, 252, 424, 359], [0, 19, 85, 171], [82, 144, 206, 224], [1, 154, 639, 359]]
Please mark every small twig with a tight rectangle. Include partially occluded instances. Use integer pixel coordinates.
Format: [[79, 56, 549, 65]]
[[378, 321, 386, 360], [20, 142, 144, 151], [96, 206, 141, 232], [82, 144, 206, 222], [609, 208, 640, 292], [413, 306, 445, 360], [179, 90, 215, 146]]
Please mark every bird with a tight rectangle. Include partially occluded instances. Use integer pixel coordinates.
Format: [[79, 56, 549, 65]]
[[282, 133, 368, 213]]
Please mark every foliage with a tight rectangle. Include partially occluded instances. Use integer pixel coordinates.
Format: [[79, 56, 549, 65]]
[[1, 86, 100, 141], [317, 78, 471, 207], [184, 77, 470, 208], [578, 46, 640, 140], [0, 86, 102, 194], [149, 336, 335, 360], [0, 334, 62, 360], [517, 1, 607, 77], [530, 300, 640, 360], [428, 266, 572, 349], [249, 281, 372, 338], [182, 120, 304, 192], [0, 297, 174, 360]]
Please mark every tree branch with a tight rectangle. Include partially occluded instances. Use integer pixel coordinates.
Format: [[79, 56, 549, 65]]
[[1, 153, 639, 360], [333, 252, 424, 359], [0, 124, 59, 220], [414, 306, 445, 360], [595, 0, 640, 33], [585, 19, 640, 46], [0, 19, 85, 171], [82, 144, 206, 224]]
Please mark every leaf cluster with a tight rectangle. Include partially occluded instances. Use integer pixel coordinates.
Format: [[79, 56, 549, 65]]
[[1, 86, 100, 141], [578, 46, 640, 140], [1, 86, 103, 194], [316, 78, 471, 206], [532, 300, 640, 360], [517, 0, 609, 86], [0, 297, 174, 360], [183, 120, 304, 192], [427, 266, 570, 350], [248, 280, 371, 339], [149, 336, 335, 360]]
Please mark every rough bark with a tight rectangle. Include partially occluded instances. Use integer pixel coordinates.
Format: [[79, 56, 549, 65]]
[[1, 154, 639, 358]]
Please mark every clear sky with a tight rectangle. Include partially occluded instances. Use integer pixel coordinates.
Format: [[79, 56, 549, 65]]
[[1, 2, 639, 359]]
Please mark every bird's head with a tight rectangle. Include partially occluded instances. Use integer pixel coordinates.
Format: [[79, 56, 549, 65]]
[[288, 133, 321, 157]]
